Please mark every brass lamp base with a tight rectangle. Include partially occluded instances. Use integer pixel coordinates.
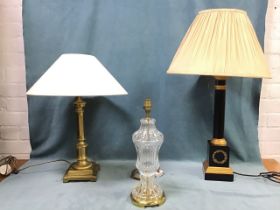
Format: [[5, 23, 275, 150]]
[[203, 160, 233, 182], [63, 161, 100, 183], [130, 192, 166, 208]]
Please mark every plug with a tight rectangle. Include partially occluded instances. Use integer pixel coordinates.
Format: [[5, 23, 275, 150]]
[[0, 164, 12, 176]]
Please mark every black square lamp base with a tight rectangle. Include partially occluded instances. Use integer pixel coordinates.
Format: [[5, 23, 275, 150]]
[[203, 140, 234, 182]]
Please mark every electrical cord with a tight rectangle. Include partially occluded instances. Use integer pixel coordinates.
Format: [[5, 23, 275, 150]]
[[234, 171, 280, 184], [0, 155, 71, 176], [16, 159, 72, 173], [1, 155, 280, 184]]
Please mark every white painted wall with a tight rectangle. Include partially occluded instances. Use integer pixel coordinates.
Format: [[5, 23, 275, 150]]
[[259, 0, 280, 162], [0, 0, 31, 159], [0, 0, 279, 161]]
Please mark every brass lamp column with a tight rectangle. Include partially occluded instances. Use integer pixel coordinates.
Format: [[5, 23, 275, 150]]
[[63, 96, 100, 182], [203, 77, 234, 181]]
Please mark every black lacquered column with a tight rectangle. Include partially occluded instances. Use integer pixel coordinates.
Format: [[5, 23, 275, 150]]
[[212, 77, 227, 146]]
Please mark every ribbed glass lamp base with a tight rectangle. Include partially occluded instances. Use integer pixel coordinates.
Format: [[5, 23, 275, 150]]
[[131, 175, 165, 207]]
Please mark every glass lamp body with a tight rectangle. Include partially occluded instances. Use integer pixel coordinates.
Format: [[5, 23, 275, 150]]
[[131, 118, 165, 207]]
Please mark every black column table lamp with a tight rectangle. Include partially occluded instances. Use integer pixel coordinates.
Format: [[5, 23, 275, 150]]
[[167, 9, 270, 181], [27, 54, 128, 182]]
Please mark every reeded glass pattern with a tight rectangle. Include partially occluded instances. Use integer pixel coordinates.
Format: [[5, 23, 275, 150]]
[[131, 118, 164, 205]]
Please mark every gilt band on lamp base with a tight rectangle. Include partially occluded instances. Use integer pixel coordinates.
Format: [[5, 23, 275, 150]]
[[131, 191, 166, 208]]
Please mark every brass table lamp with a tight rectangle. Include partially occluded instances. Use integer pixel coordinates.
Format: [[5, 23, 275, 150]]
[[167, 9, 270, 181], [27, 54, 128, 182]]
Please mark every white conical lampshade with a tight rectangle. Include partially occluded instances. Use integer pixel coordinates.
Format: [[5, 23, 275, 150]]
[[167, 9, 271, 78], [27, 54, 128, 96]]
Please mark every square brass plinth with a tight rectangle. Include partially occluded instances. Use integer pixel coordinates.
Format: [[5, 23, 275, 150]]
[[63, 162, 100, 183], [203, 160, 234, 181]]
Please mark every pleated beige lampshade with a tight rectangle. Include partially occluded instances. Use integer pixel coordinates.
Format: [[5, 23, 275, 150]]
[[167, 9, 271, 78]]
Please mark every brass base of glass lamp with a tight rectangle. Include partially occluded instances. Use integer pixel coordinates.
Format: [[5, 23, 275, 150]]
[[63, 161, 100, 183], [63, 96, 100, 183], [130, 192, 166, 208]]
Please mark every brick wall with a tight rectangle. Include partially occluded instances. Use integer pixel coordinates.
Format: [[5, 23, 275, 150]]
[[259, 0, 280, 162], [0, 0, 31, 159]]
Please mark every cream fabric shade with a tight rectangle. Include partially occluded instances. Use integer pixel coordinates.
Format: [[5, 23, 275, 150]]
[[167, 9, 270, 78], [27, 54, 128, 96]]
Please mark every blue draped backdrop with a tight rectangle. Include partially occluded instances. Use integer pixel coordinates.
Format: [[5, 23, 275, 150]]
[[23, 0, 267, 162]]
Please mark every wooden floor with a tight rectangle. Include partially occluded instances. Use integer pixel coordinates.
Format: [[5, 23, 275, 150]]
[[263, 159, 280, 171], [0, 159, 279, 182]]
